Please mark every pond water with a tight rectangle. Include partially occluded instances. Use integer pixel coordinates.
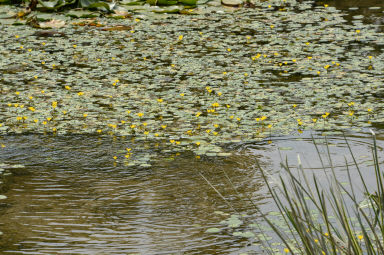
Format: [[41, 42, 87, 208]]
[[0, 0, 384, 254], [1, 131, 384, 254]]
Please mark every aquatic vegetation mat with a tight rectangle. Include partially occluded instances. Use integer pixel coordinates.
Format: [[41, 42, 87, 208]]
[[1, 0, 384, 165]]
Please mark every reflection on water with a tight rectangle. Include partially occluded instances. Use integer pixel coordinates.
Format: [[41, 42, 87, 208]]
[[1, 131, 383, 254], [0, 135, 267, 255], [318, 0, 384, 28]]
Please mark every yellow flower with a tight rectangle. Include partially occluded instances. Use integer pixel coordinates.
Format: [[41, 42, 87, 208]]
[[47, 117, 52, 121], [267, 124, 272, 128], [180, 93, 185, 97], [15, 91, 20, 95], [77, 92, 84, 96], [293, 104, 297, 108], [227, 48, 231, 52], [236, 117, 241, 121], [144, 131, 149, 135], [161, 125, 167, 129], [73, 44, 77, 48], [356, 30, 360, 33], [284, 248, 290, 253], [62, 110, 67, 115], [34, 119, 38, 123], [206, 129, 211, 133], [16, 116, 22, 121], [155, 133, 159, 137], [312, 118, 317, 123], [170, 139, 175, 143], [292, 59, 297, 62], [142, 122, 147, 126], [261, 116, 267, 121], [196, 112, 202, 117], [28, 107, 35, 112], [368, 108, 372, 112], [229, 115, 234, 119], [349, 111, 354, 116], [130, 124, 136, 128], [1, 144, 5, 148], [83, 113, 88, 117], [178, 35, 183, 40], [137, 112, 144, 117], [97, 129, 102, 133], [41, 90, 45, 94], [358, 235, 363, 240], [52, 101, 57, 108], [113, 156, 117, 160], [212, 102, 219, 107], [196, 155, 201, 159], [157, 99, 163, 103], [196, 142, 200, 146], [42, 121, 47, 125], [314, 239, 319, 243]]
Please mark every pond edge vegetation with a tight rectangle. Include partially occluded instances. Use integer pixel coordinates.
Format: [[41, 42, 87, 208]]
[[202, 130, 384, 254]]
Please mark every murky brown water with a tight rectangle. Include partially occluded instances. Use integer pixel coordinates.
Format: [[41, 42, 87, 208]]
[[0, 135, 269, 254], [0, 130, 383, 254]]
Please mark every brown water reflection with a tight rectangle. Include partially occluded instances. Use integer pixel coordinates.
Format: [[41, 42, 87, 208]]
[[0, 135, 270, 254], [1, 131, 384, 254]]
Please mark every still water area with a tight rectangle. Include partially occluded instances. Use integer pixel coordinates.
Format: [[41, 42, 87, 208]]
[[0, 0, 384, 254]]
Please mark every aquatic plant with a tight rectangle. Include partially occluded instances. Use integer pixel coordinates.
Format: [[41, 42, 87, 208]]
[[257, 131, 384, 254]]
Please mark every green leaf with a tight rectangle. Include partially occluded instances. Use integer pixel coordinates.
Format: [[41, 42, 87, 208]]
[[179, 0, 197, 5], [205, 227, 221, 233]]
